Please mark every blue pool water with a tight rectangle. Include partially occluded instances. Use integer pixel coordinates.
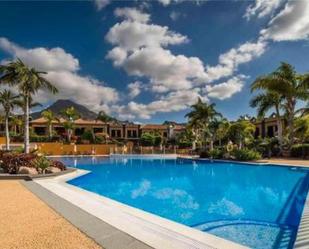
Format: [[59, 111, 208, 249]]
[[54, 156, 309, 249]]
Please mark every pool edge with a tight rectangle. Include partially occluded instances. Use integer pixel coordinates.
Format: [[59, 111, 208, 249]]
[[33, 170, 248, 249]]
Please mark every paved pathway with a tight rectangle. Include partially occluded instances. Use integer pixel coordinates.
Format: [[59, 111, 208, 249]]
[[257, 158, 309, 167], [0, 180, 102, 249]]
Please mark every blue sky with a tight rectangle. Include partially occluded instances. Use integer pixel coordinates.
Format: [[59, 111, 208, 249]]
[[0, 0, 308, 123]]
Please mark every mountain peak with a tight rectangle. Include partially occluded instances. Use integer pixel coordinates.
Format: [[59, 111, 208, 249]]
[[31, 99, 98, 120]]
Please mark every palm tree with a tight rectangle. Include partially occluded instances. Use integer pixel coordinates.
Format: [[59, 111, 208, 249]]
[[294, 115, 309, 143], [208, 118, 222, 150], [10, 115, 23, 135], [216, 118, 230, 147], [0, 59, 58, 153], [16, 94, 42, 113], [228, 119, 256, 149], [251, 62, 309, 149], [41, 109, 59, 139], [61, 107, 80, 143], [97, 111, 114, 122], [250, 91, 284, 152], [186, 98, 222, 150], [0, 90, 19, 150]]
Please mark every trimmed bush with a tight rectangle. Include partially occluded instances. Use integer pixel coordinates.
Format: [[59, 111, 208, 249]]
[[232, 148, 261, 161], [291, 144, 309, 158]]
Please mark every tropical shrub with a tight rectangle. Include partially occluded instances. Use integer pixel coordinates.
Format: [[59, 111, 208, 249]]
[[140, 133, 162, 146], [209, 148, 224, 159], [0, 151, 66, 174], [140, 133, 155, 146], [0, 152, 36, 174], [232, 148, 261, 161], [80, 130, 95, 143], [32, 156, 51, 173], [291, 144, 309, 158]]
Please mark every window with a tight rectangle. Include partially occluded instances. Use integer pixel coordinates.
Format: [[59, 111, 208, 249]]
[[267, 126, 274, 137], [111, 129, 121, 138], [127, 130, 138, 138], [75, 128, 85, 136], [132, 130, 137, 137], [34, 127, 46, 136], [111, 130, 116, 137], [54, 127, 65, 135], [127, 130, 132, 137]]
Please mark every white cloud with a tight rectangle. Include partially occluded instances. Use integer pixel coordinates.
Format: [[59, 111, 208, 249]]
[[0, 38, 119, 113], [113, 88, 206, 120], [123, 47, 207, 92], [106, 8, 209, 93], [205, 40, 267, 82], [94, 0, 110, 11], [106, 20, 188, 51], [169, 11, 184, 21], [114, 7, 150, 23], [205, 75, 246, 100], [0, 38, 79, 72], [42, 71, 118, 112], [261, 0, 309, 41], [244, 0, 283, 20], [105, 7, 266, 119], [128, 81, 142, 99]]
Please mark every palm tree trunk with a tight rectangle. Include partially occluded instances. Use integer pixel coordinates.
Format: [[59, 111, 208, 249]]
[[192, 140, 196, 150], [24, 95, 30, 153], [49, 124, 52, 139], [5, 115, 10, 151], [68, 129, 72, 143], [287, 98, 296, 150], [275, 106, 283, 153], [210, 139, 214, 151]]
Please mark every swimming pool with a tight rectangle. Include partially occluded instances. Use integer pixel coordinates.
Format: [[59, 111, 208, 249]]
[[54, 156, 309, 249]]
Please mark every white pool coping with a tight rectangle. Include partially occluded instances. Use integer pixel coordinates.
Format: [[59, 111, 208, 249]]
[[34, 170, 248, 249]]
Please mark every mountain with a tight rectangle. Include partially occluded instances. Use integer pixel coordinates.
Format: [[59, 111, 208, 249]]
[[31, 99, 99, 120]]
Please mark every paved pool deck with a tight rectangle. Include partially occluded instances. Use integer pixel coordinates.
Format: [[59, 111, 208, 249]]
[[0, 180, 102, 249], [1, 157, 308, 249], [256, 158, 309, 167]]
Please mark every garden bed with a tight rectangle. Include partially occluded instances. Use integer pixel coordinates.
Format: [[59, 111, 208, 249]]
[[0, 167, 76, 180], [0, 151, 71, 178]]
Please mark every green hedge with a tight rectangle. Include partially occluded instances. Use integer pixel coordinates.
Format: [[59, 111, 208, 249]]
[[291, 144, 309, 158]]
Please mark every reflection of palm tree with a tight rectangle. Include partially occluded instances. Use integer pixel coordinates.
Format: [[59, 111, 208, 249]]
[[0, 90, 19, 150], [251, 62, 309, 149], [0, 59, 58, 153]]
